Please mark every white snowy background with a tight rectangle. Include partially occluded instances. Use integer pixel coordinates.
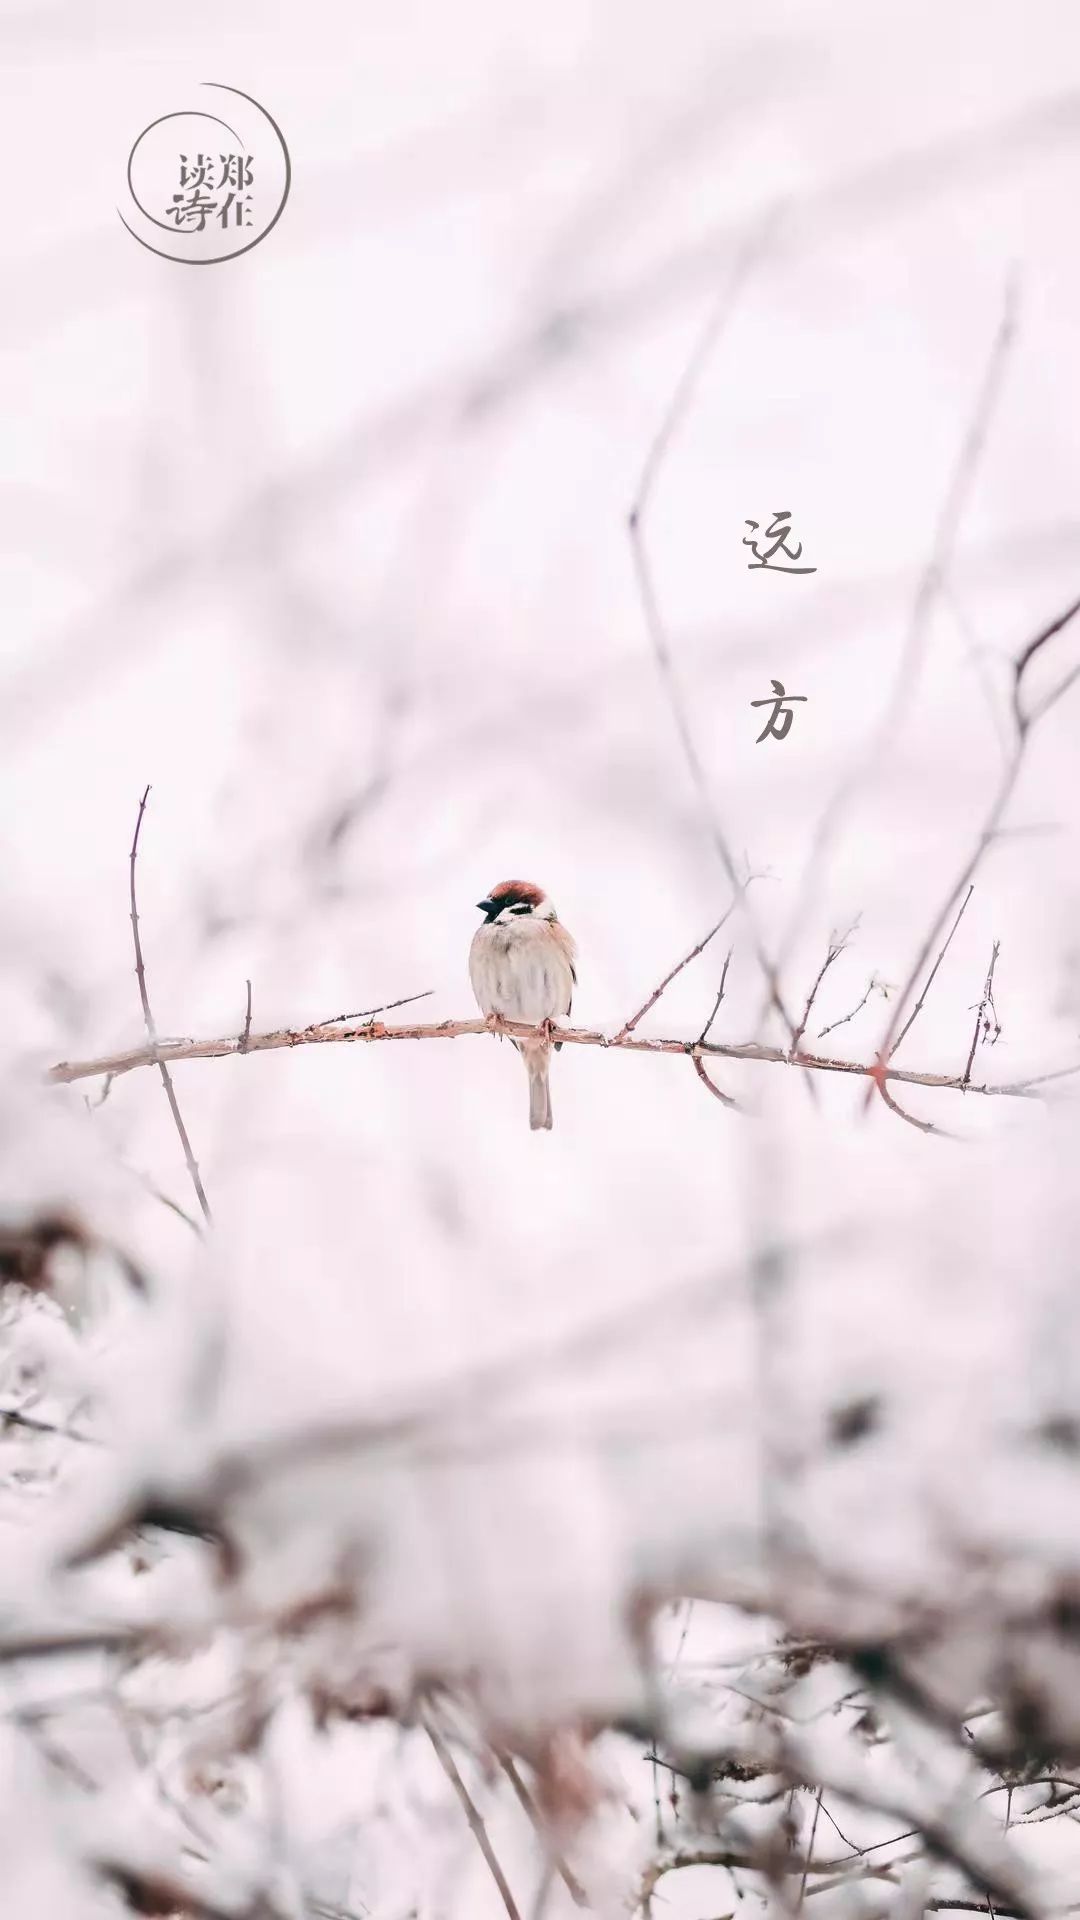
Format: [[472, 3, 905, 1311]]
[[2, 3, 1080, 1916]]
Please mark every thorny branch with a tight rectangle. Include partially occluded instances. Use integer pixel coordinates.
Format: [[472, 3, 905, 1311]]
[[45, 1013, 1064, 1105], [50, 785, 1062, 1122]]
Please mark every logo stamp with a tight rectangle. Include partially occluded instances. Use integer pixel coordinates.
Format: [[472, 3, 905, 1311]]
[[119, 82, 290, 264]]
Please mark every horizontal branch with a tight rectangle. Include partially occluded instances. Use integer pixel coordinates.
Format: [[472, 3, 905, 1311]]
[[46, 1015, 1062, 1103]]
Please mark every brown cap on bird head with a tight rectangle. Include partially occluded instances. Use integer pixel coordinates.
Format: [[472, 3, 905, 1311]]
[[475, 880, 546, 920]]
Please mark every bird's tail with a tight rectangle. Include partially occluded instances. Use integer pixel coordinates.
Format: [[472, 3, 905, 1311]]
[[524, 1047, 553, 1132]]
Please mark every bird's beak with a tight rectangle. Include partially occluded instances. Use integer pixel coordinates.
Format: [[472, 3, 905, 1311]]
[[476, 898, 494, 917]]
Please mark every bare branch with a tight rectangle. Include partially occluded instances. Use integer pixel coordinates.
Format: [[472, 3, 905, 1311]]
[[817, 975, 887, 1041], [868, 587, 1080, 1113], [85, 1071, 115, 1110], [942, 584, 1011, 760], [798, 1789, 825, 1910], [791, 928, 854, 1057], [876, 1076, 954, 1139], [1011, 589, 1080, 733], [613, 905, 737, 1043], [776, 275, 1020, 984], [424, 1714, 523, 1920], [128, 787, 212, 1226], [963, 941, 1001, 1087], [640, 1847, 766, 1917], [497, 1754, 587, 1908], [996, 1059, 1080, 1095], [890, 885, 975, 1059], [629, 204, 783, 536], [46, 1012, 1061, 1106], [1024, 656, 1080, 732], [698, 948, 734, 1045], [239, 978, 253, 1054], [692, 1053, 740, 1110], [626, 206, 803, 1051], [318, 988, 434, 1025]]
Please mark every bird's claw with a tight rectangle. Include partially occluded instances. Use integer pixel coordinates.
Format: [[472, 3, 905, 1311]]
[[484, 1013, 558, 1043]]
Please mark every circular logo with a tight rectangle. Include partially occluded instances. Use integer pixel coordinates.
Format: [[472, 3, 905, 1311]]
[[119, 82, 290, 264]]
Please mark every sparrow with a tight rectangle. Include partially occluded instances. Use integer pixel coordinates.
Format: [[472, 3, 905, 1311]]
[[469, 880, 577, 1131]]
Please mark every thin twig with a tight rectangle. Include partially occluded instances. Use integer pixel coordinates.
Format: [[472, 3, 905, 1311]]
[[85, 1072, 115, 1110], [498, 1755, 587, 1907], [942, 585, 1011, 760], [239, 979, 253, 1053], [798, 1790, 824, 1910], [775, 274, 1020, 989], [890, 885, 975, 1059], [122, 1164, 203, 1238], [1011, 590, 1080, 733], [613, 907, 736, 1042], [1024, 657, 1080, 732], [963, 941, 1001, 1088], [46, 1015, 1061, 1104], [692, 1054, 739, 1110], [530, 1858, 557, 1920], [640, 1848, 766, 1918], [817, 977, 885, 1041], [996, 1059, 1080, 1095], [868, 588, 1080, 1113], [791, 930, 853, 1057], [698, 949, 733, 1044], [630, 203, 784, 547], [424, 1715, 522, 1920], [319, 989, 433, 1025], [877, 1074, 953, 1138], [627, 205, 803, 1053], [128, 787, 211, 1226], [142, 1187, 202, 1236]]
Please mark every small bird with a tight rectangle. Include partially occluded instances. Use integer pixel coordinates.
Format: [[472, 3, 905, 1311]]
[[469, 880, 577, 1131]]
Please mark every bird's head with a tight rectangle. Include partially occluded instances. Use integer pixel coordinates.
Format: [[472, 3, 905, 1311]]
[[475, 879, 556, 926]]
